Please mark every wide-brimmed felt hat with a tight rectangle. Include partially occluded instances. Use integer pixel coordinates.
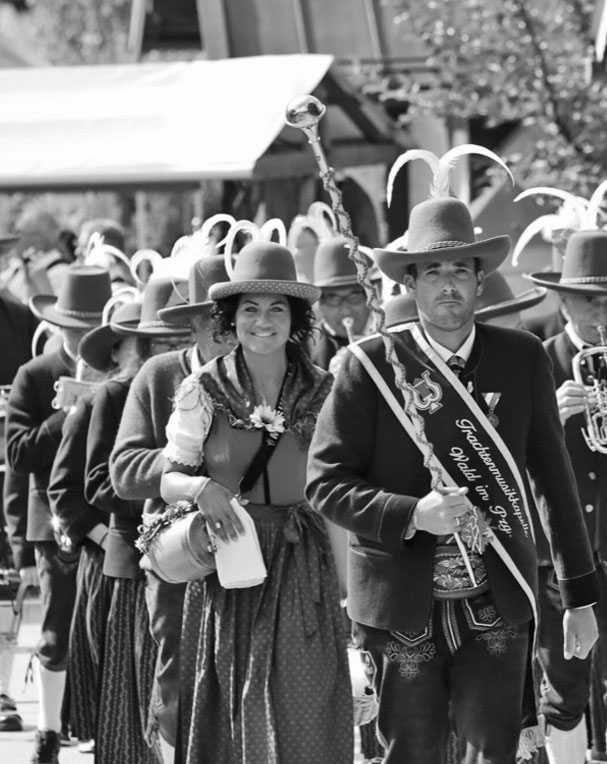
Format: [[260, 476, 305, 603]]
[[384, 271, 546, 327], [374, 198, 511, 283], [209, 241, 320, 303], [113, 277, 191, 336], [159, 255, 229, 322], [314, 236, 380, 288], [528, 230, 607, 295], [30, 265, 112, 329], [79, 301, 142, 372]]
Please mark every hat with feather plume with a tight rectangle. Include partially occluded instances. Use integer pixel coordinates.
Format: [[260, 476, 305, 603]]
[[373, 145, 514, 283], [510, 182, 607, 268]]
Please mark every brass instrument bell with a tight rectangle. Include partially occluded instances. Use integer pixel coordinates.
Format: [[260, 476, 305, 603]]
[[572, 325, 607, 453]]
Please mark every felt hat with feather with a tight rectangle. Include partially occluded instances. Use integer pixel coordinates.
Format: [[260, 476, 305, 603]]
[[512, 181, 607, 271], [374, 146, 513, 283], [208, 218, 320, 303]]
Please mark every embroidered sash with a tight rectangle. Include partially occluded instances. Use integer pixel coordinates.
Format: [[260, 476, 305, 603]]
[[349, 322, 537, 621]]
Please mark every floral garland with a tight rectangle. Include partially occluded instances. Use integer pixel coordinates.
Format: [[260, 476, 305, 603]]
[[136, 500, 197, 556]]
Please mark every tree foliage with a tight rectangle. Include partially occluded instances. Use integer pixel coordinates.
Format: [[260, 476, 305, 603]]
[[17, 0, 131, 65], [366, 0, 607, 195]]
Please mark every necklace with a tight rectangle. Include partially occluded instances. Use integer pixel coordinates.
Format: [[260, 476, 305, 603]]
[[247, 362, 288, 408]]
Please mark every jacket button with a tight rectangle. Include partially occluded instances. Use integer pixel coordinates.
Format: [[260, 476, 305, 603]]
[[589, 472, 597, 481], [585, 504, 594, 513]]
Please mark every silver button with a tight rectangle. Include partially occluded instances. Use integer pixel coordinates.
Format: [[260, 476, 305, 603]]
[[589, 472, 597, 481], [585, 504, 594, 513]]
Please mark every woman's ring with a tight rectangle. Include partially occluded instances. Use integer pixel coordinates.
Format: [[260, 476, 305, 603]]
[[214, 521, 223, 530]]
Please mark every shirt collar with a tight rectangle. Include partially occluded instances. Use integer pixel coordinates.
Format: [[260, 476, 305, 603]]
[[564, 321, 590, 351], [190, 345, 202, 373], [425, 324, 476, 364]]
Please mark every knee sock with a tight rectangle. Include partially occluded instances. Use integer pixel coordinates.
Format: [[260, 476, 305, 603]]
[[36, 662, 66, 733], [545, 716, 587, 764]]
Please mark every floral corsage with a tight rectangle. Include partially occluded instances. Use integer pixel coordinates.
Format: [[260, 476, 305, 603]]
[[136, 500, 197, 556], [249, 403, 285, 440]]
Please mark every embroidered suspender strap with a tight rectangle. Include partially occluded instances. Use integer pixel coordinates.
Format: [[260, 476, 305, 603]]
[[348, 337, 537, 624], [239, 430, 284, 495]]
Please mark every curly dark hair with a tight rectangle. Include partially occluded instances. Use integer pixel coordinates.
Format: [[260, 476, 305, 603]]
[[212, 294, 316, 346]]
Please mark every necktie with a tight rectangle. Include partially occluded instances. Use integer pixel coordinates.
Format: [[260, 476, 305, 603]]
[[448, 354, 466, 378]]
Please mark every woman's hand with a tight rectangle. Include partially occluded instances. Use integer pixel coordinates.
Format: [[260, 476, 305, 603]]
[[196, 480, 245, 544]]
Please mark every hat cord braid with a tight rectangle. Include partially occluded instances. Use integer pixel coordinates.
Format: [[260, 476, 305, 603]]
[[288, 97, 489, 561]]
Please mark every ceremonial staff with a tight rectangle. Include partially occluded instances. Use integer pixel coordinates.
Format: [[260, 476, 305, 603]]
[[285, 95, 492, 568]]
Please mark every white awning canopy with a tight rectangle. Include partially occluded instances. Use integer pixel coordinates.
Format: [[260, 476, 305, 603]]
[[0, 54, 334, 190]]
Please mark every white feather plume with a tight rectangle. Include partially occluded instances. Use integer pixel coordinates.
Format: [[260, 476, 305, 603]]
[[586, 180, 607, 229], [511, 215, 563, 267], [101, 288, 140, 326], [129, 249, 165, 286], [260, 218, 287, 245], [223, 220, 260, 279], [386, 144, 514, 207], [198, 213, 236, 251]]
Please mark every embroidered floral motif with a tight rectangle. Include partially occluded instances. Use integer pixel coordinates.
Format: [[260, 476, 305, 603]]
[[477, 605, 497, 623], [385, 640, 436, 679], [135, 501, 197, 556], [475, 624, 519, 655], [432, 551, 487, 593], [249, 403, 286, 438]]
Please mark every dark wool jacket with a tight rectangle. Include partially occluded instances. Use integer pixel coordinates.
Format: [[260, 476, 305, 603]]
[[48, 392, 105, 546], [86, 377, 143, 579], [0, 292, 39, 386], [306, 322, 598, 634], [6, 346, 74, 542], [110, 348, 192, 515], [534, 331, 607, 562], [1, 292, 39, 568]]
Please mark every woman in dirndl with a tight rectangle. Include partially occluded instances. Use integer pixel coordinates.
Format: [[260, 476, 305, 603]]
[[160, 240, 353, 764]]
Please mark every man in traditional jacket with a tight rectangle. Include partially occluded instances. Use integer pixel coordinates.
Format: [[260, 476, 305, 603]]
[[310, 236, 381, 371], [306, 197, 599, 764], [528, 230, 607, 764], [5, 265, 112, 764]]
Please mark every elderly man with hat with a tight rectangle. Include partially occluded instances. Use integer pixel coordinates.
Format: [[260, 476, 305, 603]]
[[311, 235, 381, 371], [110, 255, 233, 763], [306, 196, 599, 764], [4, 265, 112, 763], [526, 230, 607, 764]]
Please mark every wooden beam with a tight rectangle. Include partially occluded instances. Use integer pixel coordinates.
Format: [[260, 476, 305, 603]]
[[127, 0, 147, 61], [197, 0, 230, 59], [323, 70, 407, 147]]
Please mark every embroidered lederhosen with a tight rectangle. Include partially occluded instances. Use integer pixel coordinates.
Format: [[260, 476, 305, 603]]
[[349, 323, 538, 623]]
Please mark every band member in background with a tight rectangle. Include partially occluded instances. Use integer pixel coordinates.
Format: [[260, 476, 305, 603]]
[[528, 230, 607, 764], [110, 257, 234, 764], [0, 232, 40, 733], [310, 235, 382, 371], [5, 266, 112, 764], [306, 197, 599, 764], [80, 297, 165, 764]]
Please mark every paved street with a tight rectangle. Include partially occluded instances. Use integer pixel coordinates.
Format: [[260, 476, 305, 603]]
[[0, 592, 369, 763]]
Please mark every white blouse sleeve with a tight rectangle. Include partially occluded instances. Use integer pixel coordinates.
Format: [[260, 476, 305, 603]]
[[163, 374, 214, 467]]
